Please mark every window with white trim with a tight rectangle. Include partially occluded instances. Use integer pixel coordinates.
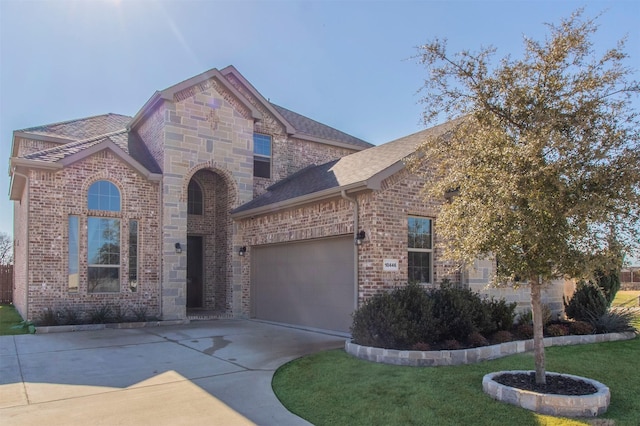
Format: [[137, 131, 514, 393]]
[[408, 216, 433, 284]]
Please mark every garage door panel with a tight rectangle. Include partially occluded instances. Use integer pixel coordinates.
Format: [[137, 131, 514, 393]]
[[252, 236, 354, 333]]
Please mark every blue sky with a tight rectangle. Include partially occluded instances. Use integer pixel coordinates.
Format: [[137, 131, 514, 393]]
[[1, 0, 638, 261]]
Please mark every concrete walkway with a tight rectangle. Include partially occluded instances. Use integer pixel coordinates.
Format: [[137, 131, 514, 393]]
[[0, 320, 346, 425]]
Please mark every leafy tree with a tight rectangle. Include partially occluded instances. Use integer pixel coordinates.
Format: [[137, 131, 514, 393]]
[[408, 10, 640, 384], [0, 232, 12, 266]]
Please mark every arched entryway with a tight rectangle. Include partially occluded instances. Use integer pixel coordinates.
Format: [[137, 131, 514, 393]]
[[186, 168, 232, 314]]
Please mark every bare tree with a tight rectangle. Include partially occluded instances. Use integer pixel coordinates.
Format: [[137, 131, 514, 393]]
[[0, 232, 12, 266]]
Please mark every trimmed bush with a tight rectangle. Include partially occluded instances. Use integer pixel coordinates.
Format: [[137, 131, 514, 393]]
[[491, 330, 514, 344], [515, 323, 534, 339], [545, 323, 569, 337], [430, 285, 493, 340], [467, 331, 489, 347], [564, 281, 608, 322], [350, 283, 438, 349], [569, 320, 594, 335], [486, 298, 517, 331]]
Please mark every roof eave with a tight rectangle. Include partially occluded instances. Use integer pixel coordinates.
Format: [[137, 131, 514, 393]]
[[11, 131, 75, 157], [291, 132, 372, 151], [231, 182, 370, 220], [59, 139, 162, 182]]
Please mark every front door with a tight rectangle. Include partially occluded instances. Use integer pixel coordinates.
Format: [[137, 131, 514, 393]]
[[187, 235, 203, 308]]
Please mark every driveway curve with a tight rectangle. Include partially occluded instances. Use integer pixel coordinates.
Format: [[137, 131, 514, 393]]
[[0, 319, 346, 425]]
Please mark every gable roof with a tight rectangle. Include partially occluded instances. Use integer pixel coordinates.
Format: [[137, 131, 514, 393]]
[[231, 120, 457, 218], [9, 114, 162, 201]]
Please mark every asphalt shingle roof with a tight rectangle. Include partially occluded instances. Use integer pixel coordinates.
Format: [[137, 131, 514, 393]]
[[232, 120, 457, 215], [270, 104, 373, 149], [18, 113, 132, 141], [17, 112, 161, 175]]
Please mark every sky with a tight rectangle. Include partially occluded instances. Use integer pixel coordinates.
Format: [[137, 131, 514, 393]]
[[1, 0, 639, 262]]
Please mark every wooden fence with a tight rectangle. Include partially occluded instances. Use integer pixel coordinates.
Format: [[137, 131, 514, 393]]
[[0, 265, 12, 303]]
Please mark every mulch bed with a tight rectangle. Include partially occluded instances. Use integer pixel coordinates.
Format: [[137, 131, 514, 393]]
[[493, 372, 597, 395]]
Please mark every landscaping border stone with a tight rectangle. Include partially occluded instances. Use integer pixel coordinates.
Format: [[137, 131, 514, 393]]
[[482, 370, 610, 417], [35, 319, 190, 334], [344, 331, 637, 366]]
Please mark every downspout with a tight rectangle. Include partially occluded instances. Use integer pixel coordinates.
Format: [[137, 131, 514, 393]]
[[11, 168, 29, 320], [340, 190, 359, 311]]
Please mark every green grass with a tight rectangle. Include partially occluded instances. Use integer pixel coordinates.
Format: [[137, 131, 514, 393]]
[[0, 304, 32, 335], [613, 291, 640, 307], [273, 334, 640, 426]]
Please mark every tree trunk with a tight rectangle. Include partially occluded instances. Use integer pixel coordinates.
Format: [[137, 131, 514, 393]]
[[530, 274, 546, 385]]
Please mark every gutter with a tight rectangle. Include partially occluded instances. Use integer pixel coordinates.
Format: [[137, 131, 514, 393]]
[[341, 190, 359, 311]]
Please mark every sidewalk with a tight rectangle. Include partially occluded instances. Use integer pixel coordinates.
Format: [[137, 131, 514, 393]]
[[0, 319, 345, 425]]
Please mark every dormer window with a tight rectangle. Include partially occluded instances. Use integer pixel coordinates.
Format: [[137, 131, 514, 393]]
[[253, 133, 272, 178]]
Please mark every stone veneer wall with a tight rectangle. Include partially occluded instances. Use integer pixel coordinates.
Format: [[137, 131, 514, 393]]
[[140, 76, 254, 320], [20, 151, 161, 321], [466, 258, 576, 317]]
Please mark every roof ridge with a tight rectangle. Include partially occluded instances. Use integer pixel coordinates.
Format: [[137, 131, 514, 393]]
[[17, 113, 131, 133]]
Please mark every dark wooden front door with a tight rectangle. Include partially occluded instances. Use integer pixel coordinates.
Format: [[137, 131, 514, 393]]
[[187, 236, 203, 308]]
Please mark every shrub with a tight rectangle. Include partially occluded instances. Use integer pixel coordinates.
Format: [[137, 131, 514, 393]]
[[442, 339, 462, 350], [411, 342, 431, 351], [517, 310, 533, 325], [132, 305, 149, 322], [540, 304, 553, 326], [595, 269, 621, 307], [545, 323, 569, 337], [62, 307, 82, 325], [350, 283, 438, 349], [467, 331, 489, 347], [569, 320, 594, 335], [89, 305, 112, 324], [430, 285, 493, 340], [564, 281, 608, 322], [112, 306, 129, 323], [515, 323, 534, 339], [491, 330, 514, 344], [38, 308, 59, 326], [487, 298, 517, 331], [590, 309, 636, 334]]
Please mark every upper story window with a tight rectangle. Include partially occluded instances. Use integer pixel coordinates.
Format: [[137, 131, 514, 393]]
[[88, 180, 121, 211], [253, 133, 272, 178], [408, 216, 433, 284], [188, 179, 203, 215]]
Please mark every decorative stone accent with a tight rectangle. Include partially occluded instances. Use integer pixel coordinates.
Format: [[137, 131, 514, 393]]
[[482, 371, 610, 417], [344, 332, 636, 366]]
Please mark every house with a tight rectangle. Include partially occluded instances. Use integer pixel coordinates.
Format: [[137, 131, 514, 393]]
[[9, 66, 569, 333]]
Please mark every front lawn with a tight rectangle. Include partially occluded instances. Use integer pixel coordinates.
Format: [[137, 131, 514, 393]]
[[273, 334, 640, 426], [613, 290, 640, 307], [0, 304, 32, 335]]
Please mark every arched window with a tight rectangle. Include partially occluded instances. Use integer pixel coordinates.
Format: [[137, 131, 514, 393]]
[[87, 180, 121, 293], [88, 180, 121, 211], [188, 179, 203, 215]]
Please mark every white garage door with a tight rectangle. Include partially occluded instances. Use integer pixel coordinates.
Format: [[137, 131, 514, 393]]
[[251, 236, 355, 333]]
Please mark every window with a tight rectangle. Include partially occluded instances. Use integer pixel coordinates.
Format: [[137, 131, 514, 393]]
[[68, 216, 79, 292], [87, 180, 121, 293], [187, 179, 203, 215], [408, 217, 433, 284], [88, 180, 120, 211], [129, 220, 138, 292], [253, 133, 271, 178]]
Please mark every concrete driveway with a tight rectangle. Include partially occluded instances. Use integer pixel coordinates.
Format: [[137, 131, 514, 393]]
[[0, 320, 346, 425]]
